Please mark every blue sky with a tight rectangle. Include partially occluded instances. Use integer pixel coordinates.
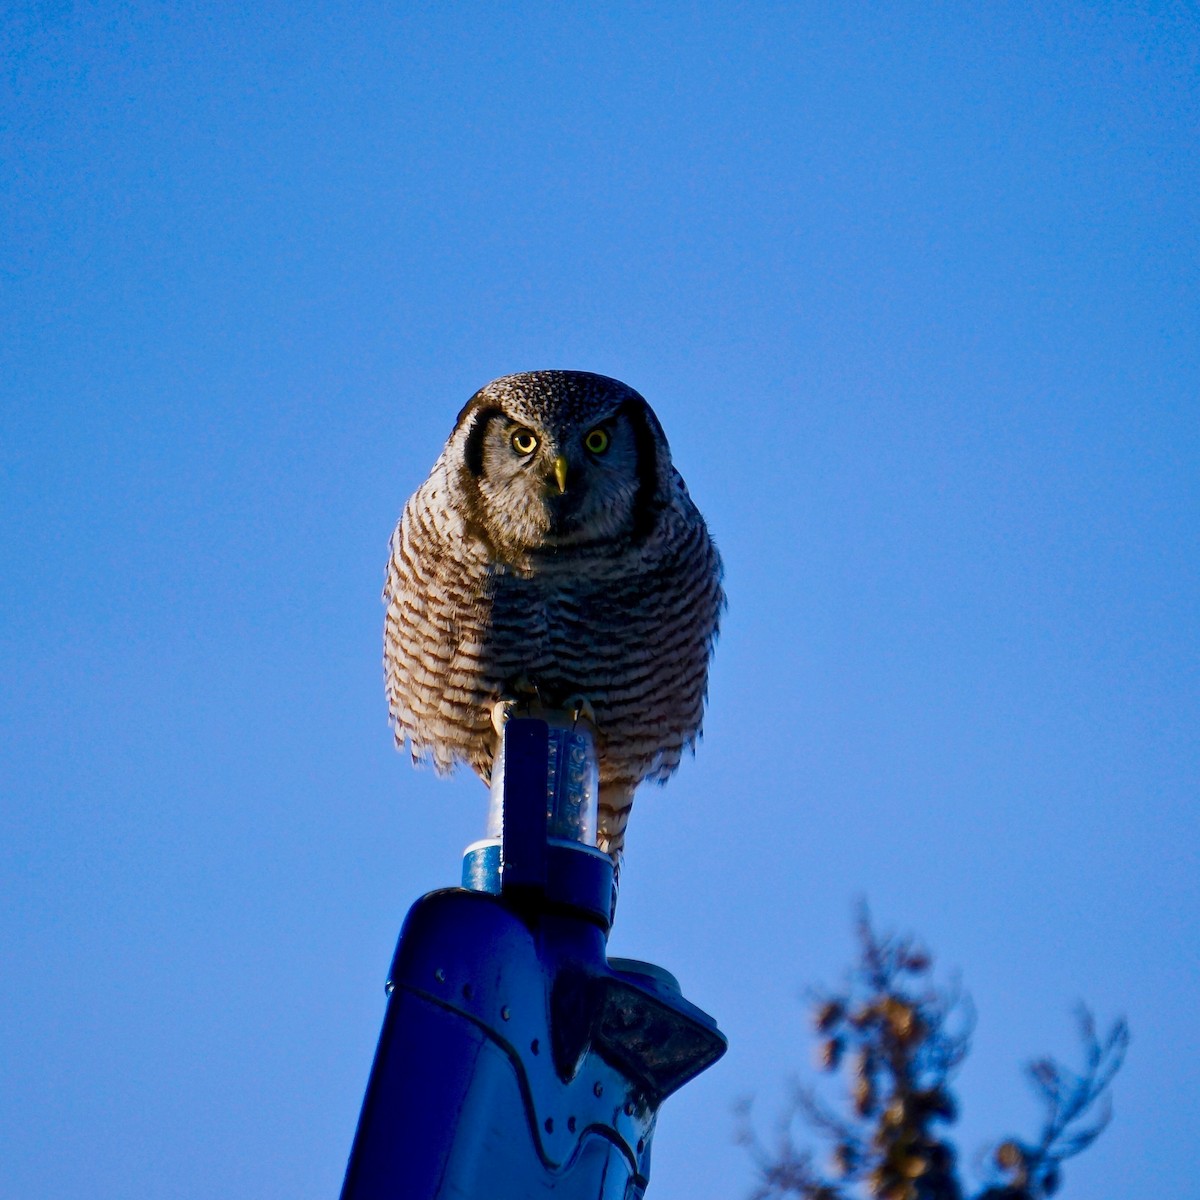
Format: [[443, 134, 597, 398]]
[[2, 4, 1196, 1197]]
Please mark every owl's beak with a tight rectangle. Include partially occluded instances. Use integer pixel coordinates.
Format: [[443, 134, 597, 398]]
[[553, 455, 569, 494]]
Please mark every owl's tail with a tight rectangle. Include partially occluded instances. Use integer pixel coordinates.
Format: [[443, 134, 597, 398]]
[[597, 783, 636, 860]]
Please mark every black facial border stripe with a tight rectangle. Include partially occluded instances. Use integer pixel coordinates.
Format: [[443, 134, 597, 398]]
[[617, 396, 664, 541], [463, 405, 505, 477]]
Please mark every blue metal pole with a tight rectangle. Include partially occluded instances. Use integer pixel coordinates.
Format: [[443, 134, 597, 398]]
[[340, 717, 726, 1199]]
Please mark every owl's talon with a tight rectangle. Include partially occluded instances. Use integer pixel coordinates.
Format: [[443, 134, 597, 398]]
[[565, 694, 597, 729], [490, 699, 515, 738]]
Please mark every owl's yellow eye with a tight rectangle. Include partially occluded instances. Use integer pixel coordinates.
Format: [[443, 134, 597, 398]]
[[511, 428, 538, 455], [584, 428, 610, 455]]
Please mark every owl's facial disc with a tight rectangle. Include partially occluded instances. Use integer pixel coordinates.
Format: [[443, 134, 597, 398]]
[[467, 398, 649, 556]]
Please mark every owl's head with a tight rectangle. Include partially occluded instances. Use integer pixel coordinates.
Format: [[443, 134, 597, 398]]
[[449, 370, 672, 556]]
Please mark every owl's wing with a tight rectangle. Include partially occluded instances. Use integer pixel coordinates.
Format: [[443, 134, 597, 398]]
[[383, 469, 496, 779]]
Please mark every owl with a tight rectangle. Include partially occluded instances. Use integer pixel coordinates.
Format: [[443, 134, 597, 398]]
[[383, 370, 723, 859]]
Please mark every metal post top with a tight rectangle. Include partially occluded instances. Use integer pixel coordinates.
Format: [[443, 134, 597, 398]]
[[466, 715, 615, 926]]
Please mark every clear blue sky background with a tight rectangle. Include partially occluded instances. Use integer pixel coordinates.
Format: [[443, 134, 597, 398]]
[[2, 5, 1196, 1198]]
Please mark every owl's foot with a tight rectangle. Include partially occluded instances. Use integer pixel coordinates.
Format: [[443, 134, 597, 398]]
[[563, 693, 597, 730], [489, 676, 544, 736]]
